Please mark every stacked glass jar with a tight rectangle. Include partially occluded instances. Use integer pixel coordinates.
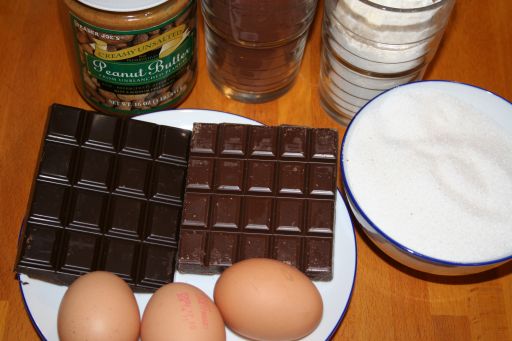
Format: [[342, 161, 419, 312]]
[[319, 0, 455, 125]]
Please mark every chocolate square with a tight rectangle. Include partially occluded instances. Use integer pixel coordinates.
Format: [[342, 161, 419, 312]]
[[18, 224, 61, 269], [158, 126, 190, 162], [77, 148, 113, 190], [120, 120, 156, 157], [151, 162, 187, 202], [215, 159, 244, 192], [102, 237, 139, 281], [30, 182, 69, 225], [145, 202, 181, 244], [46, 104, 82, 144], [208, 232, 239, 268], [310, 128, 338, 161], [272, 235, 303, 268], [212, 195, 241, 229], [68, 189, 106, 231], [279, 126, 307, 159], [304, 237, 333, 280], [60, 230, 100, 273], [181, 193, 210, 228], [219, 124, 247, 156], [278, 162, 306, 195], [114, 156, 150, 197], [307, 199, 335, 235], [243, 196, 273, 231], [308, 163, 336, 197], [39, 142, 76, 183], [190, 123, 218, 155], [246, 160, 275, 193], [107, 195, 145, 238], [276, 198, 305, 234], [140, 244, 176, 285], [177, 230, 208, 271], [186, 157, 214, 190], [239, 234, 270, 260], [248, 126, 277, 158], [84, 112, 119, 150]]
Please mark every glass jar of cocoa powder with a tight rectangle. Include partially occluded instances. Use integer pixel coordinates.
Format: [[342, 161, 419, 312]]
[[62, 0, 197, 115], [202, 0, 318, 103]]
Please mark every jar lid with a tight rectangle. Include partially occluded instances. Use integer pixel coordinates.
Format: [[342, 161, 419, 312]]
[[77, 0, 168, 12]]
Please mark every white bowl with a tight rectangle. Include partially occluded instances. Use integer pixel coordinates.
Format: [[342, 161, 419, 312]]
[[341, 80, 512, 275]]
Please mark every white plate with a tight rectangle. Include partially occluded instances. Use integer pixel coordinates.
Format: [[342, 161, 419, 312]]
[[19, 109, 357, 341]]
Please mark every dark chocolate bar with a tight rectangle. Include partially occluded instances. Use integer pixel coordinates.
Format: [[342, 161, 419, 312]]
[[177, 123, 338, 280], [15, 104, 190, 291]]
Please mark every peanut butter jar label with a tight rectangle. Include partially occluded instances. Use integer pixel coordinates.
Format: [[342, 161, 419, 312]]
[[70, 1, 196, 114]]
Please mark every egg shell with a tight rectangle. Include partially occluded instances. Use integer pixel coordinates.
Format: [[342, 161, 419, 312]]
[[214, 258, 323, 341], [57, 271, 140, 341], [141, 282, 226, 341]]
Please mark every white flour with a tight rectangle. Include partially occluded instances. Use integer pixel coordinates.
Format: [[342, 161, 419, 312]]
[[320, 0, 454, 119], [343, 88, 512, 262], [331, 0, 448, 70]]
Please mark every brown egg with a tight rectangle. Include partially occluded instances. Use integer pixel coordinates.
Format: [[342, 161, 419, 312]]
[[141, 282, 226, 341], [214, 258, 323, 341], [57, 271, 140, 341]]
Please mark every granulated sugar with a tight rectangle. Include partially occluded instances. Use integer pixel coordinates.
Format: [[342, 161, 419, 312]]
[[343, 88, 512, 263]]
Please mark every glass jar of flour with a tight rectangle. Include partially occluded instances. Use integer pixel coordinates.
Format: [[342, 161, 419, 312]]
[[319, 0, 455, 125]]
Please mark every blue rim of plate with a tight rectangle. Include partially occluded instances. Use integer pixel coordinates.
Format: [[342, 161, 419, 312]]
[[341, 79, 512, 267], [326, 190, 358, 340], [17, 108, 358, 341]]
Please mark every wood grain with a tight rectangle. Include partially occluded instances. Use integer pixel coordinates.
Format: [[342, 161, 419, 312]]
[[1, 1, 511, 340]]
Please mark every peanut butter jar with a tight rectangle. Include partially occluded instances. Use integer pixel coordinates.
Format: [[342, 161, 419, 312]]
[[62, 0, 197, 115]]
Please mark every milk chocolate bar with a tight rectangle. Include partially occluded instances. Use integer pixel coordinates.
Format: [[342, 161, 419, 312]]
[[15, 104, 190, 291], [177, 123, 338, 280]]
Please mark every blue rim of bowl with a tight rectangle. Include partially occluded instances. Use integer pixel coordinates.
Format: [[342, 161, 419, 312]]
[[341, 79, 512, 268], [18, 108, 357, 341]]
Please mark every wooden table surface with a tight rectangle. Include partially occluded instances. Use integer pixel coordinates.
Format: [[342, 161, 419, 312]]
[[1, 1, 511, 340]]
